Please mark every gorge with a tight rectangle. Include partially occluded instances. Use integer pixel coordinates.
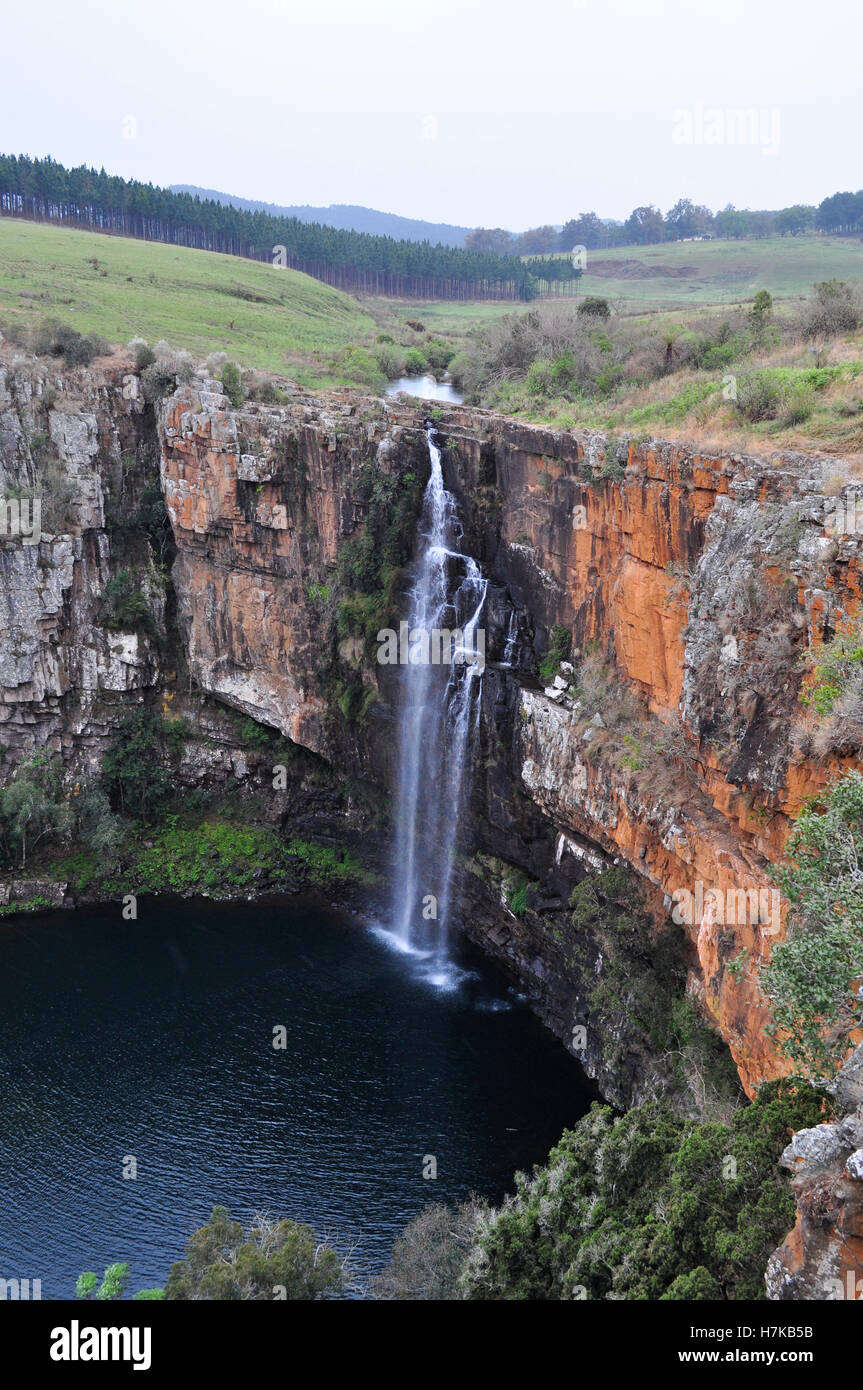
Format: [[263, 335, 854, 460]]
[[1, 346, 862, 1298]]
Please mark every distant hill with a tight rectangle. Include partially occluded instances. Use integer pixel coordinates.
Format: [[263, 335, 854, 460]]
[[170, 186, 473, 247]]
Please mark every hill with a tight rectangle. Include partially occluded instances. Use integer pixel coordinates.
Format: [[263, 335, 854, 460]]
[[171, 185, 473, 247], [549, 235, 863, 311], [0, 217, 378, 386]]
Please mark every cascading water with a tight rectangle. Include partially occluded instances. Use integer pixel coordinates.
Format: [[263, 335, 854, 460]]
[[501, 610, 518, 668], [388, 426, 488, 983]]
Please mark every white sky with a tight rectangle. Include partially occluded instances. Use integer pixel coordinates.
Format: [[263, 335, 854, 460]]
[[1, 0, 860, 229]]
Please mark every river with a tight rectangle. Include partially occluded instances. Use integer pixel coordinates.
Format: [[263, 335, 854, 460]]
[[385, 375, 463, 403]]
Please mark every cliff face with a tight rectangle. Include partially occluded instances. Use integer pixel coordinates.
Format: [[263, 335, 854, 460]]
[[3, 357, 860, 1093], [429, 409, 861, 1097], [2, 352, 862, 1290]]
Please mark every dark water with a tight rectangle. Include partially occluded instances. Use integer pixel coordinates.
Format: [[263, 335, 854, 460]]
[[0, 900, 592, 1298]]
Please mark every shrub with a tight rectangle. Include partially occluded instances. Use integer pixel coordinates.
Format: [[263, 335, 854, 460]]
[[374, 344, 406, 379], [404, 347, 429, 376], [141, 360, 179, 403], [424, 339, 455, 373], [577, 296, 610, 319], [100, 569, 156, 637], [166, 1206, 345, 1300], [462, 1079, 828, 1301], [32, 318, 108, 366], [133, 341, 156, 371], [221, 361, 245, 408], [374, 1199, 488, 1300], [799, 279, 863, 339], [338, 345, 386, 390], [757, 769, 863, 1076], [735, 370, 782, 422], [0, 751, 71, 868], [100, 709, 183, 821], [538, 624, 572, 684]]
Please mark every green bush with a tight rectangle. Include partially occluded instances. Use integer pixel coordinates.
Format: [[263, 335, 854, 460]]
[[462, 1079, 829, 1301], [374, 344, 406, 379], [134, 342, 156, 371], [538, 624, 572, 684], [735, 370, 782, 422], [0, 751, 71, 868], [424, 339, 455, 373], [166, 1206, 344, 1300], [100, 709, 185, 821], [338, 345, 386, 390], [404, 347, 429, 376], [221, 361, 245, 408], [757, 769, 863, 1076], [141, 360, 179, 403], [32, 318, 108, 366], [577, 296, 610, 319], [100, 569, 157, 637]]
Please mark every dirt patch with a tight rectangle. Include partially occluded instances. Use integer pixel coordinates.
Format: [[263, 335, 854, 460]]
[[587, 259, 699, 280]]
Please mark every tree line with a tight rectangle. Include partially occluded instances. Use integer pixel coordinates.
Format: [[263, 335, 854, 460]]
[[470, 190, 863, 255], [0, 154, 579, 301]]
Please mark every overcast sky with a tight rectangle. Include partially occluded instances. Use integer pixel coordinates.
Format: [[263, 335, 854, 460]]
[[2, 0, 860, 229]]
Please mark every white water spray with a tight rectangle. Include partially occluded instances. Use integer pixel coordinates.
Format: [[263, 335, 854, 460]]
[[390, 427, 488, 970]]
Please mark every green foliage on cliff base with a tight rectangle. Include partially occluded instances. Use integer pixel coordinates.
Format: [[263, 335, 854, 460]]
[[568, 866, 740, 1107], [459, 1079, 830, 1301], [56, 817, 374, 899], [754, 768, 863, 1078]]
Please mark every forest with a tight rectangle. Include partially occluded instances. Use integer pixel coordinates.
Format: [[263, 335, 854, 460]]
[[0, 154, 578, 301]]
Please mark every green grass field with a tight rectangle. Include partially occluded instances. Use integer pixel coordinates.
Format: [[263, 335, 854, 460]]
[[0, 217, 379, 383], [535, 236, 863, 312]]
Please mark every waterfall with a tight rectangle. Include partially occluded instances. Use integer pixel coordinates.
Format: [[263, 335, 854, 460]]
[[501, 610, 518, 667], [389, 426, 488, 976]]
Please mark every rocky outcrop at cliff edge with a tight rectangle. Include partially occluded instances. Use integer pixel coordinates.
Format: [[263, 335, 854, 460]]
[[767, 1044, 863, 1300], [0, 357, 162, 779], [158, 379, 428, 781]]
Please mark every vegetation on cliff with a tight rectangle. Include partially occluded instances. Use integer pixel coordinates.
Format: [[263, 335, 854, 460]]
[[378, 1080, 829, 1300], [165, 1206, 347, 1300], [751, 769, 863, 1077], [460, 1080, 829, 1300], [451, 280, 863, 458]]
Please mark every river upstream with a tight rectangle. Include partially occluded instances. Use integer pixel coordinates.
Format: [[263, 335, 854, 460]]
[[0, 900, 592, 1297], [385, 375, 463, 403]]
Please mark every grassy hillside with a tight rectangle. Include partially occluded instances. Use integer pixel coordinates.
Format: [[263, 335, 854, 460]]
[[0, 217, 378, 386], [537, 236, 863, 311]]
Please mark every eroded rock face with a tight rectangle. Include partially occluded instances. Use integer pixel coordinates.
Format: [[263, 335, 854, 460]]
[[766, 1046, 863, 1301], [0, 359, 160, 773]]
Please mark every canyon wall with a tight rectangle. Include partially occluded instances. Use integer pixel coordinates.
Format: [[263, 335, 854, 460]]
[[2, 350, 862, 1292], [3, 354, 861, 1091]]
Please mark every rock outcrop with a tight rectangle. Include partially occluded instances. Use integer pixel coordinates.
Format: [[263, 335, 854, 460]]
[[767, 1044, 863, 1300]]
